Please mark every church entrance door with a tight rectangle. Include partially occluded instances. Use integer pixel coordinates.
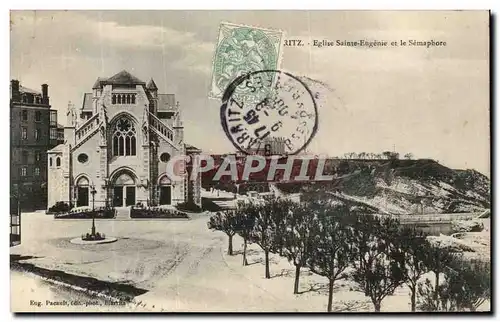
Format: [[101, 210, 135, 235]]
[[126, 187, 136, 206], [113, 187, 123, 207], [77, 187, 89, 207], [112, 171, 136, 207], [159, 186, 171, 205]]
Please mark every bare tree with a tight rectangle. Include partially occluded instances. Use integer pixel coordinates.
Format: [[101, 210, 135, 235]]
[[404, 153, 414, 160], [382, 151, 392, 159], [307, 203, 354, 312], [248, 199, 287, 279], [282, 201, 318, 294], [270, 198, 295, 257], [422, 243, 455, 309], [417, 278, 451, 311], [396, 226, 429, 311], [351, 214, 406, 312], [417, 256, 490, 312], [446, 258, 491, 311], [234, 202, 257, 266], [207, 210, 238, 255]]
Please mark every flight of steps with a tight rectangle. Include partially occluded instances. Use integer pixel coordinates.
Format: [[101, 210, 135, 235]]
[[115, 207, 131, 220]]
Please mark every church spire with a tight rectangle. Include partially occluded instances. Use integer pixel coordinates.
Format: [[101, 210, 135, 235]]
[[146, 78, 158, 90], [174, 101, 183, 128], [66, 100, 77, 127]]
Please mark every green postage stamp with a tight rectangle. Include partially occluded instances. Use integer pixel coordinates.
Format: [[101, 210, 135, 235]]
[[209, 22, 284, 99]]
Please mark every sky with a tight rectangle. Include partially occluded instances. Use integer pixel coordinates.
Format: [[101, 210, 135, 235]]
[[9, 10, 490, 175]]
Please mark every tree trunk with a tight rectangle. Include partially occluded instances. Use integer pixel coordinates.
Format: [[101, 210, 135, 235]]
[[264, 250, 270, 279], [293, 264, 301, 294], [434, 270, 440, 309], [374, 301, 381, 312], [227, 234, 233, 255], [242, 237, 248, 266], [410, 285, 416, 312], [327, 278, 334, 312]]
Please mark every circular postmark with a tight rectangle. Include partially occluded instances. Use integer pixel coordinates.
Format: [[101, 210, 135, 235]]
[[220, 70, 318, 155]]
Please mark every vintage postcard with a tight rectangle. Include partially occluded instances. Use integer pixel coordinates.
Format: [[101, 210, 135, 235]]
[[9, 10, 491, 313]]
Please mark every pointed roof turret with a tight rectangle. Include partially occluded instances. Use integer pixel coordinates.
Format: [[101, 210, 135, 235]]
[[147, 78, 158, 91], [92, 77, 108, 89]]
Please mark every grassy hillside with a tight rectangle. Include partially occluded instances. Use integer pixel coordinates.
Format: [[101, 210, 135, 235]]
[[202, 157, 490, 215]]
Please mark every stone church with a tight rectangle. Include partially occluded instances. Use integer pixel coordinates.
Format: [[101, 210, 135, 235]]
[[47, 70, 201, 209]]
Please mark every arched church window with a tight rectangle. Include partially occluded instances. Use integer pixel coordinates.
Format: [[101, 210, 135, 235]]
[[112, 117, 137, 157], [49, 157, 53, 167], [112, 95, 116, 104], [117, 95, 122, 104], [131, 95, 136, 104], [56, 157, 61, 167], [126, 94, 131, 104]]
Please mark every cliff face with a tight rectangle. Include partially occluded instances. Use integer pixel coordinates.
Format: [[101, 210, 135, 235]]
[[277, 159, 490, 215]]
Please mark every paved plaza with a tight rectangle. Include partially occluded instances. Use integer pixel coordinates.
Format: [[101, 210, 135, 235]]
[[10, 212, 490, 312]]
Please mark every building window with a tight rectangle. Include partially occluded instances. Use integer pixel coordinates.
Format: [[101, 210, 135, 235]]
[[20, 167, 27, 176], [112, 117, 137, 156], [35, 151, 41, 162], [160, 152, 171, 163], [22, 151, 28, 164], [35, 128, 41, 141], [49, 157, 53, 167], [77, 153, 89, 164], [50, 110, 57, 126], [50, 128, 57, 140], [34, 167, 40, 176], [22, 128, 27, 140], [112, 94, 136, 105], [35, 111, 41, 122], [56, 157, 61, 167], [22, 110, 28, 121]]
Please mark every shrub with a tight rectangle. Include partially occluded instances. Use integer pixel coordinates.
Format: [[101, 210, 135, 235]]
[[130, 206, 189, 219], [54, 206, 116, 219], [48, 201, 73, 214], [81, 232, 106, 241], [176, 201, 202, 213]]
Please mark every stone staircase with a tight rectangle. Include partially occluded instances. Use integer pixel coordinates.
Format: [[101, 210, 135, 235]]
[[115, 207, 131, 220]]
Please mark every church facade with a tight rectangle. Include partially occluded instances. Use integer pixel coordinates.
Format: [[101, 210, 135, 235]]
[[47, 70, 201, 209]]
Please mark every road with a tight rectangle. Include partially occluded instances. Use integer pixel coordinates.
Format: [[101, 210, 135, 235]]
[[10, 212, 293, 312]]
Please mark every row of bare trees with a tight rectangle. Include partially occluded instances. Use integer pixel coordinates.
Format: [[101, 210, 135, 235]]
[[207, 199, 490, 312], [339, 152, 414, 160]]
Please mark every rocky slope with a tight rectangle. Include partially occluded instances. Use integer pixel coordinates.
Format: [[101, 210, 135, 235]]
[[278, 159, 490, 215], [202, 157, 490, 215]]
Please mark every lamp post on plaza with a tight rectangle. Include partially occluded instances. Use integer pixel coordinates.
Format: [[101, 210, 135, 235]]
[[90, 185, 97, 236]]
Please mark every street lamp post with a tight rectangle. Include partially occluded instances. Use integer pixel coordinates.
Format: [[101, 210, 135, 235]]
[[90, 185, 97, 236]]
